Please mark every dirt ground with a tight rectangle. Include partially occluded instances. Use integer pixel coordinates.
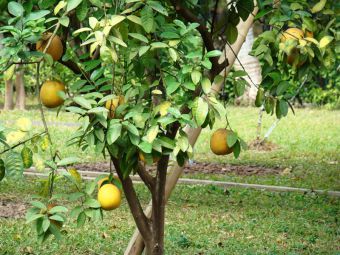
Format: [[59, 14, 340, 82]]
[[75, 161, 283, 176], [0, 197, 27, 219]]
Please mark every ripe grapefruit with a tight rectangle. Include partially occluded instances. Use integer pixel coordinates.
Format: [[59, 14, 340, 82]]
[[40, 80, 65, 108], [36, 33, 63, 61], [210, 128, 233, 155], [98, 184, 121, 210], [105, 96, 124, 118]]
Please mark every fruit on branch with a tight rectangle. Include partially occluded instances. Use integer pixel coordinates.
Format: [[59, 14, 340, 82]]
[[97, 176, 121, 191], [138, 151, 160, 164], [40, 80, 66, 108], [281, 28, 307, 66], [105, 96, 125, 118], [280, 28, 304, 42], [210, 128, 234, 155], [98, 184, 121, 210], [36, 33, 63, 61]]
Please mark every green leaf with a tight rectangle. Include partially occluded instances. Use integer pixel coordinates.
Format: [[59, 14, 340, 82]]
[[225, 24, 238, 44], [31, 201, 47, 210], [279, 100, 289, 117], [25, 10, 50, 21], [49, 206, 68, 214], [146, 125, 159, 143], [164, 76, 180, 95], [151, 42, 168, 49], [73, 96, 92, 110], [191, 70, 201, 85], [255, 88, 264, 107], [59, 16, 70, 27], [111, 15, 126, 26], [148, 1, 168, 16], [206, 50, 222, 58], [201, 78, 211, 94], [66, 0, 82, 12], [76, 0, 88, 21], [139, 46, 150, 56], [109, 36, 127, 47], [236, 0, 254, 21], [8, 2, 24, 17], [42, 217, 50, 232], [77, 211, 86, 227], [138, 141, 152, 153], [319, 36, 333, 48], [194, 98, 209, 127], [127, 15, 142, 25], [49, 215, 64, 222], [107, 123, 122, 145], [141, 6, 154, 33], [26, 213, 45, 223], [233, 140, 241, 159], [311, 0, 327, 13], [168, 48, 177, 62], [49, 223, 62, 240], [57, 157, 79, 166], [276, 81, 290, 95], [21, 146, 33, 168], [227, 132, 237, 147], [128, 33, 149, 43], [84, 198, 101, 208]]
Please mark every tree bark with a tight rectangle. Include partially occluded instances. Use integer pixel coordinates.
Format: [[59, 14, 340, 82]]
[[15, 65, 26, 110], [124, 5, 258, 254], [234, 26, 261, 105], [4, 79, 14, 110]]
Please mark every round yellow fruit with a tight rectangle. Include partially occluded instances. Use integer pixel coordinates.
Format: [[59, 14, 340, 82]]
[[40, 80, 66, 108], [97, 176, 121, 191], [36, 33, 63, 61], [280, 28, 304, 42], [98, 184, 121, 210], [210, 128, 233, 155]]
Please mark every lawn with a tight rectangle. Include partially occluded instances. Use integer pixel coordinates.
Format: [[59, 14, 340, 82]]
[[0, 106, 339, 254]]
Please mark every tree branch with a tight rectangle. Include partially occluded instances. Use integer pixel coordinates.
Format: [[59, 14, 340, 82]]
[[170, 0, 228, 75], [111, 157, 152, 245], [136, 161, 155, 191]]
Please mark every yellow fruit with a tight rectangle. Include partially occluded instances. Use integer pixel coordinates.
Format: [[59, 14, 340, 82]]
[[36, 33, 63, 61], [210, 128, 233, 155], [280, 28, 304, 42], [6, 131, 26, 145], [15, 117, 32, 132], [97, 176, 121, 191], [40, 80, 65, 108], [105, 96, 124, 118], [98, 184, 121, 210]]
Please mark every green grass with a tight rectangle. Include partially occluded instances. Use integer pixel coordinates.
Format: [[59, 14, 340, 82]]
[[1, 106, 339, 189], [0, 179, 339, 254], [0, 106, 339, 254]]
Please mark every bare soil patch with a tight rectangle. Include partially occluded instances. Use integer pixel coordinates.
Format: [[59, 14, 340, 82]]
[[0, 198, 27, 219], [75, 161, 283, 176], [248, 140, 279, 151]]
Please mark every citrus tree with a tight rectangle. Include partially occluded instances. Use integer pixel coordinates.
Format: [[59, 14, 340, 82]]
[[0, 0, 332, 254]]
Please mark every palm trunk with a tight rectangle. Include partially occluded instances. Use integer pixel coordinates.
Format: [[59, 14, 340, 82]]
[[4, 79, 14, 110], [234, 26, 261, 105], [15, 65, 26, 110], [124, 5, 259, 254]]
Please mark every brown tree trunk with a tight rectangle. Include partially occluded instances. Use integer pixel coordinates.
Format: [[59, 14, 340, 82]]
[[15, 65, 26, 110], [4, 79, 14, 110]]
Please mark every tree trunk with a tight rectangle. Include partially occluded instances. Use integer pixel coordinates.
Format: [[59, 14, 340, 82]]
[[234, 26, 261, 105], [4, 79, 14, 110], [124, 5, 259, 254], [15, 65, 26, 110]]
